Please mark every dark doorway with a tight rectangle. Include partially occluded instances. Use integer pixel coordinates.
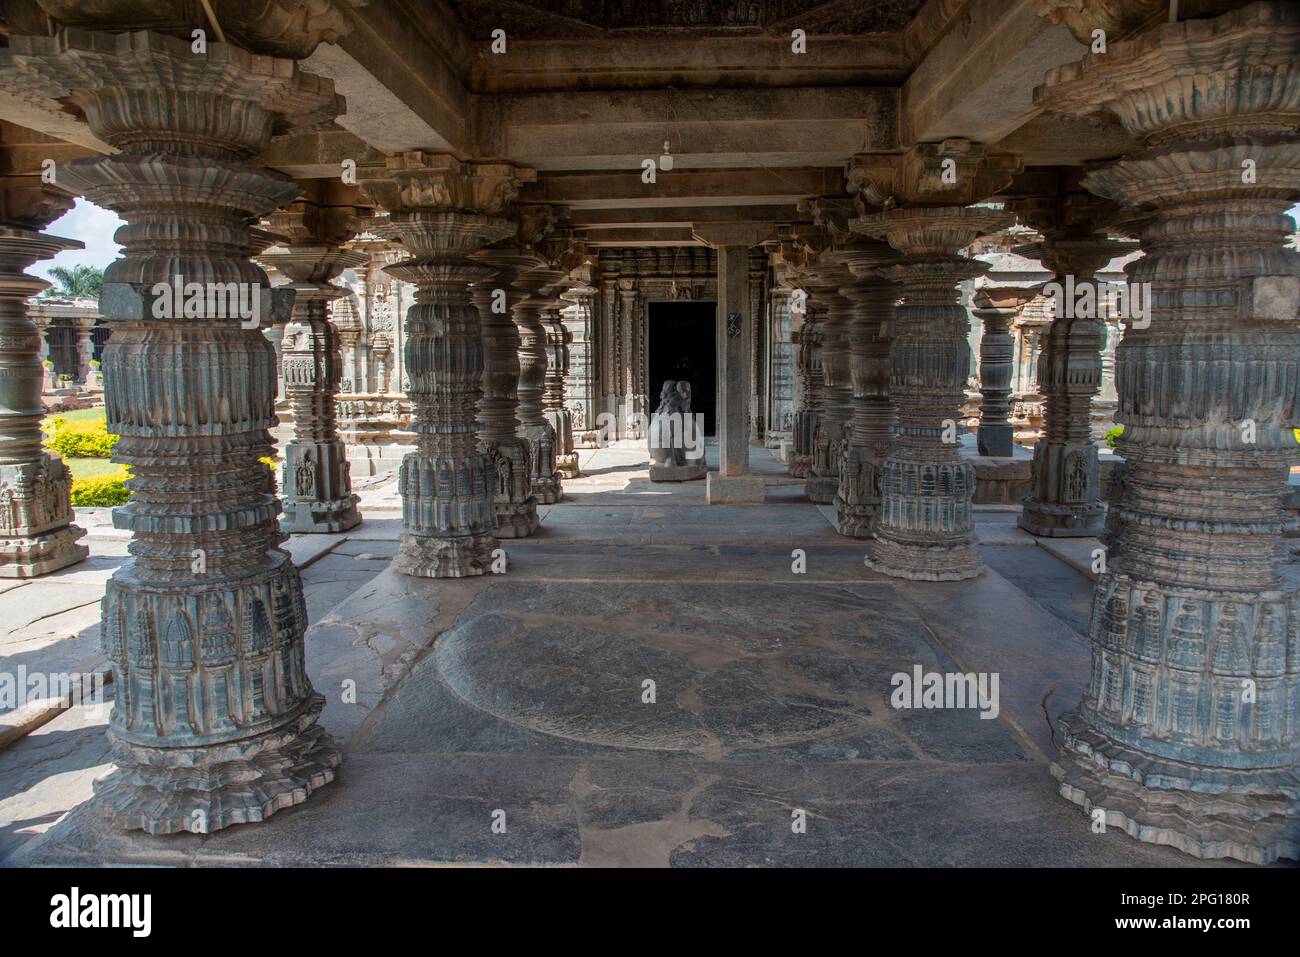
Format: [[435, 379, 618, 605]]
[[648, 300, 717, 436]]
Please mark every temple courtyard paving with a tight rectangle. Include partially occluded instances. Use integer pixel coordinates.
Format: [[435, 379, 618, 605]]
[[0, 442, 1269, 867]]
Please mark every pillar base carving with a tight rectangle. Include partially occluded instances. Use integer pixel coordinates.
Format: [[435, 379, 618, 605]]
[[392, 527, 497, 578], [279, 441, 361, 534], [1050, 567, 1300, 864], [391, 442, 499, 578], [862, 459, 982, 581], [521, 425, 562, 504], [1017, 442, 1105, 537], [488, 437, 541, 538], [0, 225, 88, 578], [98, 554, 341, 834], [1053, 712, 1299, 866], [833, 442, 884, 538], [804, 472, 839, 505], [0, 457, 89, 578]]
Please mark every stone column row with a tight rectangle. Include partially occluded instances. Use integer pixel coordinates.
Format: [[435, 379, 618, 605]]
[[366, 153, 523, 577], [0, 195, 88, 578], [855, 206, 1011, 580]]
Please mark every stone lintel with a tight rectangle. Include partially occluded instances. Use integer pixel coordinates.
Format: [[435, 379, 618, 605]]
[[691, 222, 776, 249]]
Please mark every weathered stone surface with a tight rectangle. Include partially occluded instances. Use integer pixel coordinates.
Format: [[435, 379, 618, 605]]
[[705, 474, 765, 504], [0, 27, 346, 833], [1037, 0, 1300, 864], [259, 230, 366, 535], [648, 380, 707, 482], [0, 220, 88, 578], [472, 236, 545, 539], [368, 153, 527, 577], [853, 203, 1013, 581]]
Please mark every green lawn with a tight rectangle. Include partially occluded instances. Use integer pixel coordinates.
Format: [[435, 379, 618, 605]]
[[42, 405, 106, 428], [41, 406, 122, 481], [64, 457, 125, 480]]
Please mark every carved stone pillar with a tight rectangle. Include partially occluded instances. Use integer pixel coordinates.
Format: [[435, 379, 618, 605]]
[[833, 242, 898, 538], [599, 269, 620, 428], [542, 297, 579, 479], [365, 153, 526, 577], [973, 299, 1016, 458], [789, 301, 823, 479], [749, 251, 767, 442], [264, 325, 286, 403], [803, 267, 854, 504], [1017, 233, 1131, 537], [564, 281, 600, 447], [1038, 1, 1300, 863], [854, 206, 1012, 580], [3, 26, 344, 832], [73, 318, 94, 384], [258, 195, 366, 534], [514, 265, 563, 503], [765, 284, 796, 443], [473, 236, 543, 539], [0, 190, 88, 578], [617, 278, 641, 438]]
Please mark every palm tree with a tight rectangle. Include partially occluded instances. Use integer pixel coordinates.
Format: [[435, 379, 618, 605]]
[[44, 264, 103, 299]]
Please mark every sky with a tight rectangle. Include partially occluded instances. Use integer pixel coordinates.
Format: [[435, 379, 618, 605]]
[[24, 200, 1300, 284], [28, 198, 124, 285]]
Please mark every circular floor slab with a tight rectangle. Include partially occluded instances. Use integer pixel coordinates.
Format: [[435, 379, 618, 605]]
[[433, 581, 939, 755]]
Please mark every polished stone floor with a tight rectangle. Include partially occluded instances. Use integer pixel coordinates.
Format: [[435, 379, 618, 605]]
[[0, 442, 1247, 866]]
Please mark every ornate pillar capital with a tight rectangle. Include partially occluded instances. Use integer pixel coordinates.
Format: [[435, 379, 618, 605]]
[[846, 139, 1022, 209]]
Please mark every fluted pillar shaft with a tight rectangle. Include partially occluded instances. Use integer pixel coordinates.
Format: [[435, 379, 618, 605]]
[[260, 245, 365, 534], [789, 300, 822, 478], [973, 304, 1016, 458], [833, 245, 898, 537], [855, 206, 1011, 581], [514, 269, 563, 503], [804, 275, 854, 503], [0, 222, 88, 577], [1038, 1, 1300, 863], [2, 28, 343, 832], [471, 250, 539, 538], [542, 295, 579, 479]]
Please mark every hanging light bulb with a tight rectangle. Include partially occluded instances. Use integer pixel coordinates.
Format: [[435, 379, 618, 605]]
[[659, 139, 674, 172]]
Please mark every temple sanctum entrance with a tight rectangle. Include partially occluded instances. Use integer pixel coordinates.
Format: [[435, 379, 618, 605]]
[[648, 301, 717, 436]]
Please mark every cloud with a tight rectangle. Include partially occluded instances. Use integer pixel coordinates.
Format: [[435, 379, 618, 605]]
[[26, 199, 123, 283]]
